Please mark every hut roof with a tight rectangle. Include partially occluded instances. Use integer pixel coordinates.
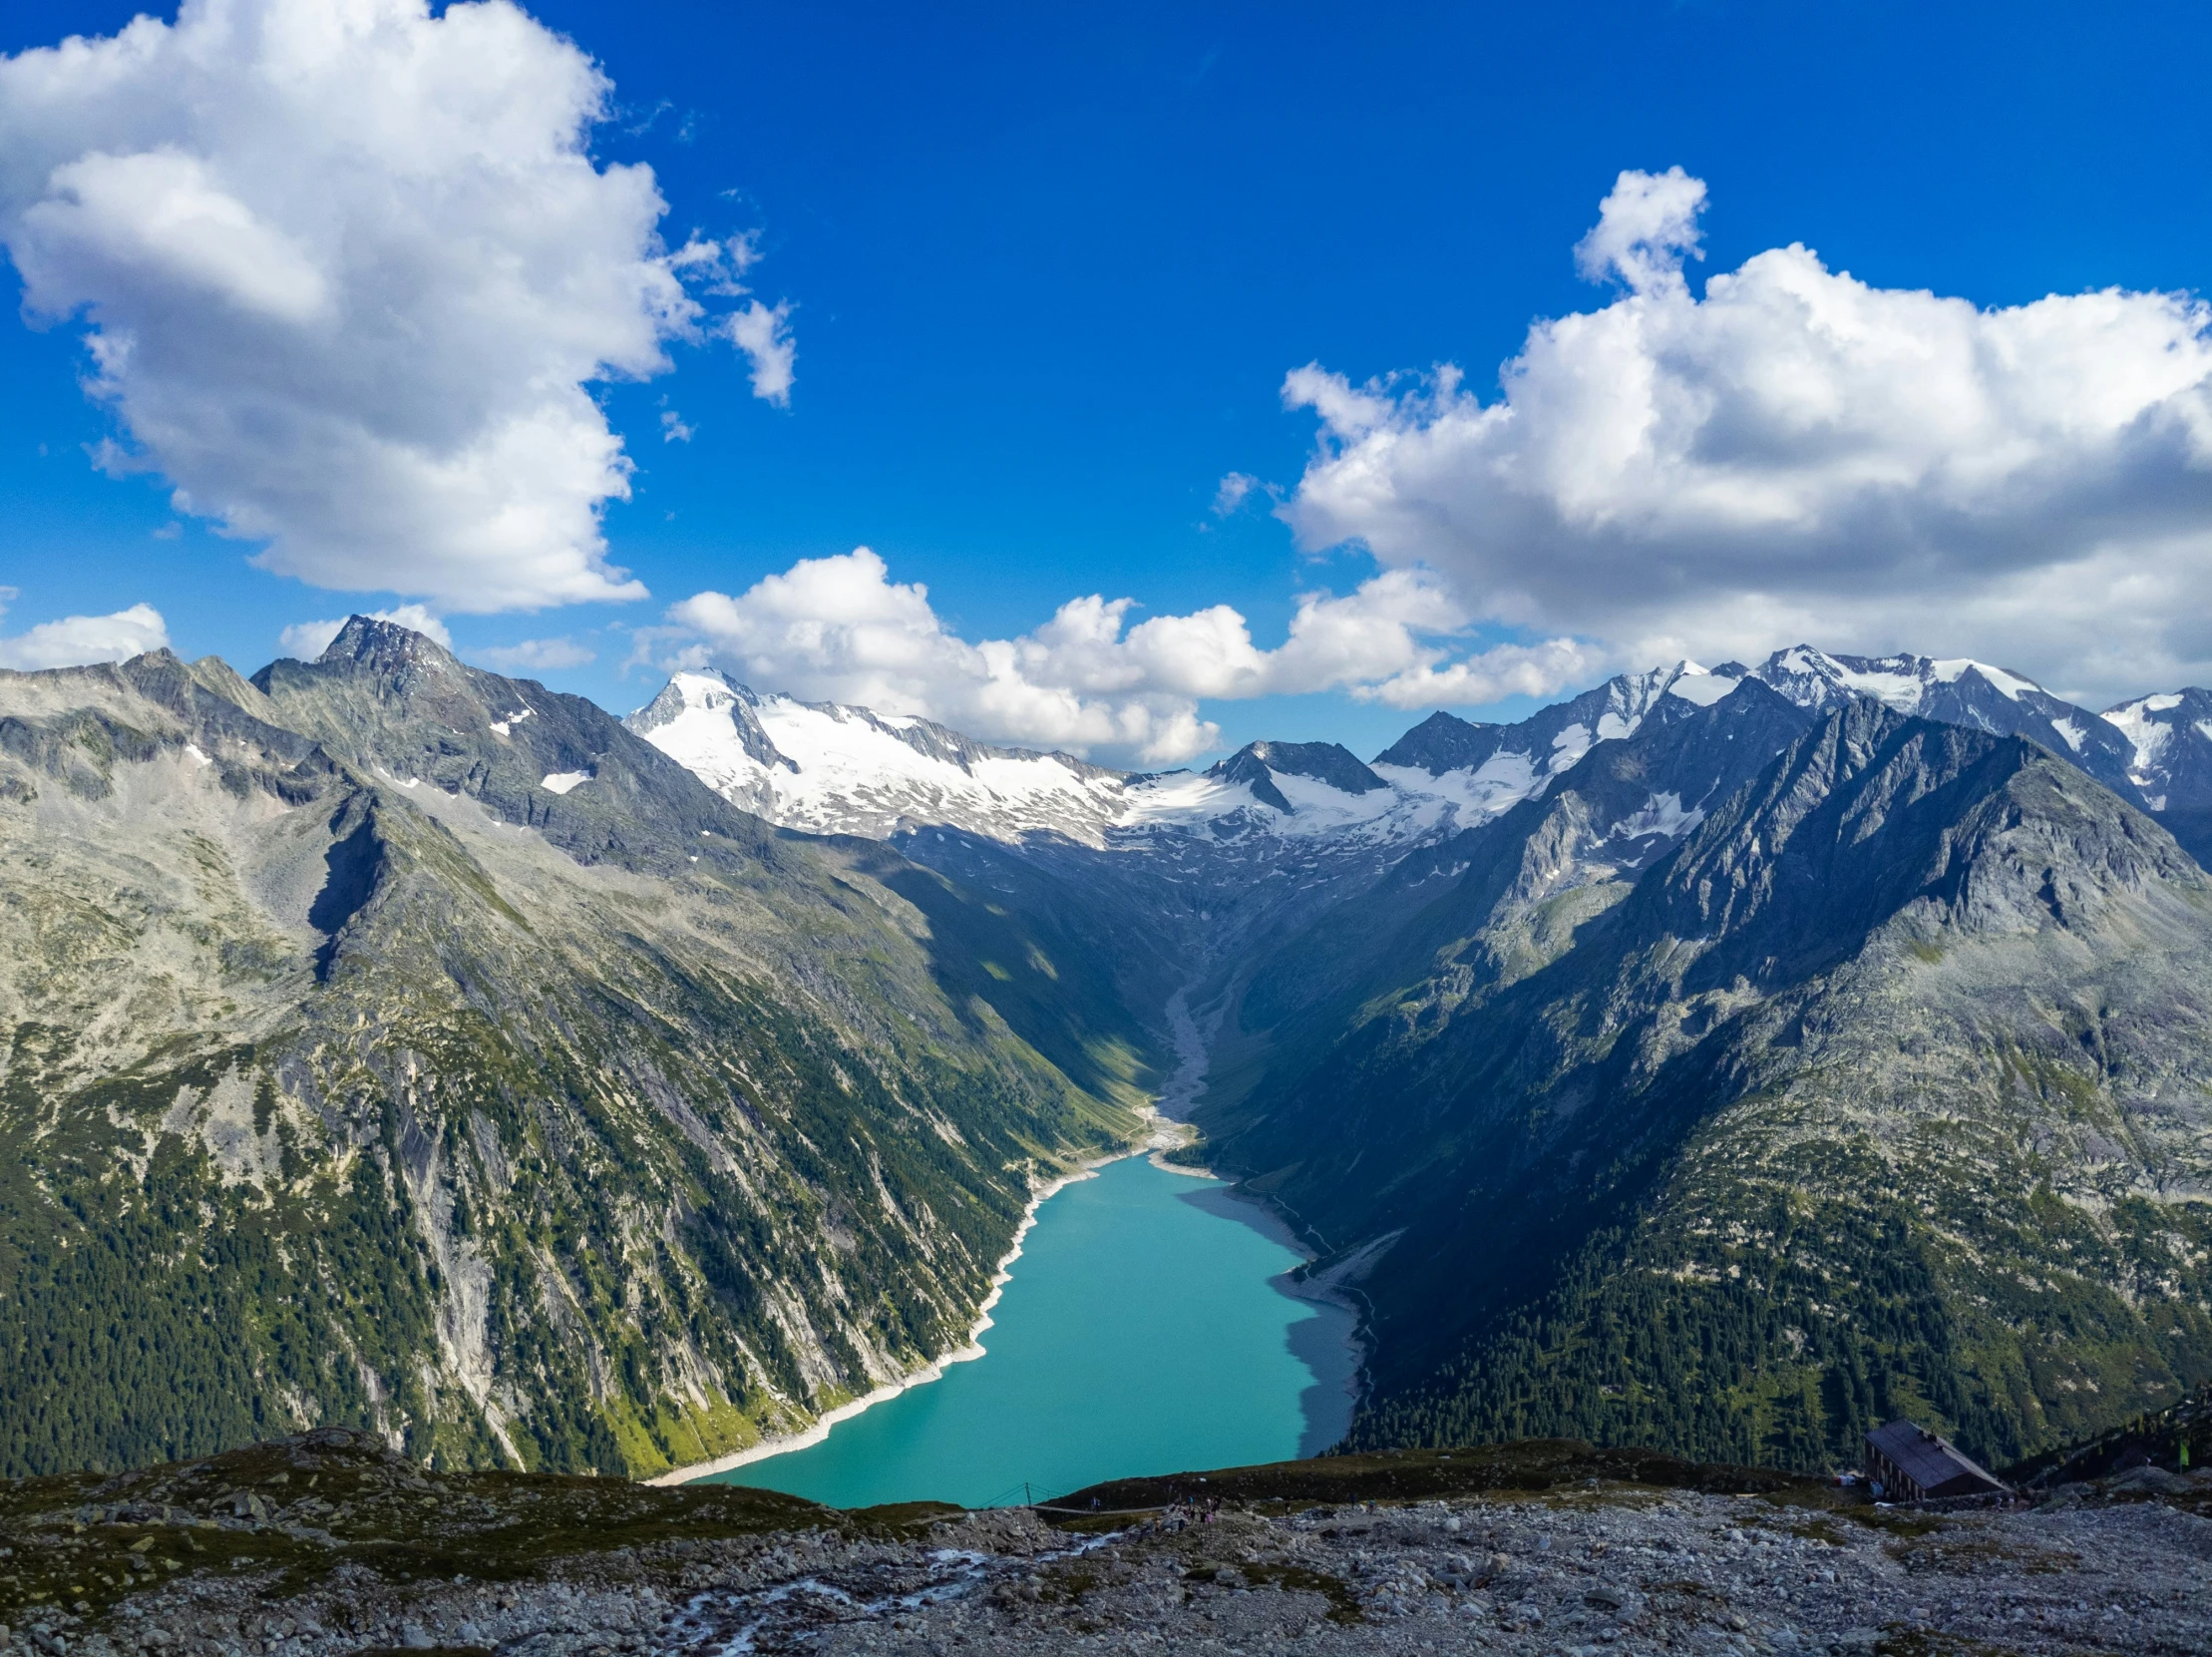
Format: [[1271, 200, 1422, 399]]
[[1865, 1420, 2007, 1497]]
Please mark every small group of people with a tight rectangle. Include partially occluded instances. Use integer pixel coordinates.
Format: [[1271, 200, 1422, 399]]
[[1156, 1494, 1223, 1532]]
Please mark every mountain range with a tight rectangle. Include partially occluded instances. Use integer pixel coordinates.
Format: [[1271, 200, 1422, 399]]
[[0, 621, 1144, 1479], [627, 640, 2212, 1472], [5, 623, 2210, 1479]]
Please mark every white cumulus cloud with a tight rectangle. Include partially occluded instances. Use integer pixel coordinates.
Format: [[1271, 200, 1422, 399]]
[[726, 300, 795, 407], [0, 0, 791, 615], [0, 596, 170, 669], [279, 604, 451, 661], [470, 636, 595, 672], [645, 549, 1529, 763], [1573, 164, 1705, 294], [1280, 169, 2212, 705]]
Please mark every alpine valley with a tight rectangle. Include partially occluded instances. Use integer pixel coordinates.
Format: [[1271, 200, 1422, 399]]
[[6, 622, 2212, 1486]]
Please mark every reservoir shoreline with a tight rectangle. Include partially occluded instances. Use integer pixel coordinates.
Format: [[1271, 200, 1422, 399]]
[[644, 1135, 1144, 1489], [651, 979, 1362, 1492]]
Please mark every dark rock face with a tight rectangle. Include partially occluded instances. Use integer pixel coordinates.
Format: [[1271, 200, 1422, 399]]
[[1208, 698, 2212, 1472], [1244, 741, 1389, 796], [0, 621, 1139, 1479], [253, 616, 776, 875], [1372, 708, 1508, 776], [1200, 738, 1409, 813], [1240, 680, 1816, 1032], [1206, 747, 1295, 813]]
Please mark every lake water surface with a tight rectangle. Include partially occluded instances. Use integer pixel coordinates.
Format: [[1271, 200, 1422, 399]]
[[696, 1154, 1357, 1508]]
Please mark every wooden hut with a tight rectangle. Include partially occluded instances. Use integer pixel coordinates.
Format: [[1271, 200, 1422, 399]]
[[1863, 1420, 2008, 1502]]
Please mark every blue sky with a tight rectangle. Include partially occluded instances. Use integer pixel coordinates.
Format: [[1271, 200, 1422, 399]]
[[2, 0, 2211, 764]]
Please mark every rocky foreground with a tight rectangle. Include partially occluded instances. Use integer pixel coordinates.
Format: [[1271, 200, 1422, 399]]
[[2, 1431, 2207, 1657]]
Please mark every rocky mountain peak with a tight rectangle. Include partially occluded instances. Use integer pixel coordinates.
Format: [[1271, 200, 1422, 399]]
[[1204, 747, 1294, 813], [628, 668, 797, 776], [1370, 709, 1498, 775], [2104, 686, 2212, 807], [1246, 740, 1387, 795], [318, 614, 463, 675], [1204, 740, 1387, 811]]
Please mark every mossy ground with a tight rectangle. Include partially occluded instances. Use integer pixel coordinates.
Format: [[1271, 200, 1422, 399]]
[[1051, 1438, 1831, 1515], [0, 1428, 966, 1628]]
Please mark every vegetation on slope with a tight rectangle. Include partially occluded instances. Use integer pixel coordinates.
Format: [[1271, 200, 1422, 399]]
[[0, 625, 1147, 1479], [1210, 697, 2212, 1474]]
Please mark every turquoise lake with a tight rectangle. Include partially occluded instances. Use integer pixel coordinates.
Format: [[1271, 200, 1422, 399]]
[[696, 1154, 1357, 1509]]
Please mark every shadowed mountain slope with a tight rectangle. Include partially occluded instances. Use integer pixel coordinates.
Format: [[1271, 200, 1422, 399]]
[[1203, 699, 2212, 1472], [1218, 678, 1817, 1061]]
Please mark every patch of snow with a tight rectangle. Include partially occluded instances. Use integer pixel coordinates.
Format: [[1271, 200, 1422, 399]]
[[1268, 768, 1415, 838], [2049, 716, 2085, 752], [1664, 665, 1737, 707], [1610, 791, 1705, 842], [1827, 663, 1927, 712], [540, 770, 592, 794], [1117, 771, 1252, 827], [183, 742, 211, 767], [2104, 700, 2175, 777], [1978, 664, 2042, 700], [1932, 658, 2039, 700], [489, 706, 535, 736], [1550, 722, 1594, 769], [1377, 749, 1543, 822]]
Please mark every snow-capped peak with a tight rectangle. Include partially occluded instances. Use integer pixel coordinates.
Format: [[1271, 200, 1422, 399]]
[[1662, 662, 1738, 707], [2101, 685, 2212, 811], [627, 668, 1131, 844], [630, 670, 1483, 852], [1747, 644, 2062, 712], [631, 647, 2193, 879], [1373, 660, 1722, 787]]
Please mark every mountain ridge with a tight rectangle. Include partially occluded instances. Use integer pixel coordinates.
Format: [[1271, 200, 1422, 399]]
[[1208, 698, 2212, 1469], [0, 621, 1149, 1479], [10, 615, 2212, 1485], [617, 638, 2212, 1472]]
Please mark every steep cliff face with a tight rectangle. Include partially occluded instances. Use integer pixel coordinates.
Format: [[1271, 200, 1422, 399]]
[[1207, 700, 2212, 1471], [0, 622, 1139, 1478]]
